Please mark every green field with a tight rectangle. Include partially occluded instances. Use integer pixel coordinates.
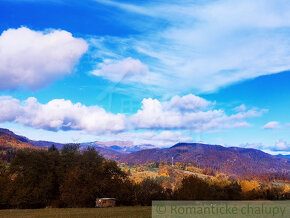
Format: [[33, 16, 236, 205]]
[[0, 207, 152, 218]]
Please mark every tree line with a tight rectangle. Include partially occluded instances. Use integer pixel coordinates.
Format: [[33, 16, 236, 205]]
[[0, 145, 289, 209]]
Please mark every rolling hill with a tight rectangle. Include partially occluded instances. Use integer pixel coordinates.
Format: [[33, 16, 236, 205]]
[[0, 128, 43, 150], [114, 143, 290, 178], [0, 128, 63, 149]]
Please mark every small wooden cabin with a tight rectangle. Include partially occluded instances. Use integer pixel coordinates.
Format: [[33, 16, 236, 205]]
[[96, 198, 116, 208]]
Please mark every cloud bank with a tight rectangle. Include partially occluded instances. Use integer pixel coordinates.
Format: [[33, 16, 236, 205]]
[[0, 94, 263, 135], [241, 139, 290, 153]]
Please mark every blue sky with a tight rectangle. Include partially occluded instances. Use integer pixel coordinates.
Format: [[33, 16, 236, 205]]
[[0, 0, 290, 154]]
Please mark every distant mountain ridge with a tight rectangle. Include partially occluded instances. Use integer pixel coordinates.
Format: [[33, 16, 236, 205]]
[[0, 128, 289, 179], [276, 154, 290, 159], [81, 140, 156, 153], [114, 143, 290, 178], [0, 128, 155, 155]]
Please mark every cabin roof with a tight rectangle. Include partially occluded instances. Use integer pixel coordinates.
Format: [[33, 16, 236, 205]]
[[96, 198, 116, 200]]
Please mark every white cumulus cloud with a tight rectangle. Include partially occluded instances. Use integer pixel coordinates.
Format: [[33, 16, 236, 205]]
[[0, 27, 88, 90], [262, 121, 280, 129], [234, 104, 247, 112], [0, 96, 125, 134], [275, 139, 290, 151], [164, 94, 211, 112], [0, 96, 22, 122], [91, 57, 161, 85], [130, 94, 263, 132]]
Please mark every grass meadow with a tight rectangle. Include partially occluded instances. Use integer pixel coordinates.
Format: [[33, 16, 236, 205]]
[[0, 206, 152, 218]]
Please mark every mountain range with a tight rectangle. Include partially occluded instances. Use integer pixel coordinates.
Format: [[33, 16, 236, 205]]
[[0, 128, 289, 178], [81, 140, 156, 153], [114, 143, 290, 178]]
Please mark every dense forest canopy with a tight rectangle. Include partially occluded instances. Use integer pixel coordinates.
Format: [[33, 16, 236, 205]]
[[0, 145, 289, 209]]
